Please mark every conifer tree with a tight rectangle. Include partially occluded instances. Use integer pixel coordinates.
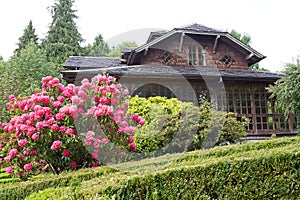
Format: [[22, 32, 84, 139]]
[[89, 34, 110, 57], [14, 20, 39, 55], [42, 0, 83, 65]]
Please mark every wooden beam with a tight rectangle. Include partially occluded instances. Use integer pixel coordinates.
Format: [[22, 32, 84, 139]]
[[179, 32, 185, 52], [213, 35, 220, 54], [246, 52, 254, 60]]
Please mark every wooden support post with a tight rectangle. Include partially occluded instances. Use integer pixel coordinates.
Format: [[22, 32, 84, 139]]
[[213, 35, 220, 54], [271, 98, 276, 131], [250, 86, 257, 134], [179, 32, 185, 52]]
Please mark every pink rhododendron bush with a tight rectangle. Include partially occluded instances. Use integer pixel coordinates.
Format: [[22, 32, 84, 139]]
[[0, 74, 144, 179]]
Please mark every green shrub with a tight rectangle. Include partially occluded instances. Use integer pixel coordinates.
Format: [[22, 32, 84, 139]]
[[129, 96, 200, 154], [129, 96, 249, 154], [97, 143, 300, 199], [0, 166, 116, 200]]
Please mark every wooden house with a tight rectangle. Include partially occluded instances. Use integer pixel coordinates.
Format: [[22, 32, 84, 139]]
[[62, 23, 299, 136]]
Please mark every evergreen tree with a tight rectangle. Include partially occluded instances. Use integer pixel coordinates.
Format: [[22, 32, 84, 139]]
[[230, 29, 268, 71], [107, 41, 138, 58], [0, 42, 58, 121], [42, 0, 83, 65], [89, 34, 110, 57], [14, 20, 39, 55]]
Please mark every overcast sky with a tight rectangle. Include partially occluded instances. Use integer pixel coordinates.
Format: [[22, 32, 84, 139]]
[[1, 0, 300, 72]]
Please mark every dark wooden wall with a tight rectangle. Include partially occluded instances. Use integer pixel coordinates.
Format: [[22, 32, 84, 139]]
[[134, 33, 249, 70]]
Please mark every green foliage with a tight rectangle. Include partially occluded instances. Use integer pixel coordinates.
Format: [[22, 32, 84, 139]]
[[107, 41, 138, 58], [268, 62, 300, 118], [0, 56, 5, 69], [1, 137, 300, 199], [97, 140, 300, 199], [129, 96, 248, 154], [0, 42, 58, 122], [230, 29, 269, 71], [88, 34, 110, 57], [230, 29, 251, 45], [218, 112, 249, 144], [42, 0, 83, 65], [129, 96, 183, 153], [0, 166, 116, 200], [14, 20, 39, 55]]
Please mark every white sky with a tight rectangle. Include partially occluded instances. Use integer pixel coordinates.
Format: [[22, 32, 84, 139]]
[[1, 0, 300, 72]]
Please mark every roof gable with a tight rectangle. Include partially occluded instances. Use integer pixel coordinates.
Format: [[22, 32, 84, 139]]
[[129, 23, 265, 66]]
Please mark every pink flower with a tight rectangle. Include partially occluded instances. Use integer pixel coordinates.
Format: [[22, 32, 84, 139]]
[[23, 149, 31, 155], [57, 96, 65, 103], [65, 128, 75, 135], [139, 118, 146, 126], [123, 89, 129, 95], [129, 143, 136, 151], [51, 124, 59, 132], [70, 161, 77, 168], [55, 113, 64, 121], [62, 149, 70, 157], [18, 171, 23, 178], [42, 76, 52, 83], [93, 139, 101, 148], [18, 139, 28, 147], [92, 150, 99, 159], [18, 153, 24, 158], [124, 126, 135, 134], [31, 150, 38, 155], [59, 126, 67, 133], [86, 131, 95, 139], [8, 95, 16, 101], [24, 163, 33, 172], [102, 138, 110, 144], [52, 101, 61, 108], [9, 149, 18, 158], [47, 118, 55, 125], [36, 121, 44, 131], [92, 162, 99, 167], [6, 166, 14, 174], [52, 78, 59, 84], [31, 133, 39, 141], [4, 156, 11, 162], [127, 136, 134, 144], [51, 140, 62, 151]]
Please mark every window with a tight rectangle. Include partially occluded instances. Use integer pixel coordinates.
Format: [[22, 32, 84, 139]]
[[188, 46, 206, 66], [132, 84, 175, 98], [220, 55, 234, 68], [159, 51, 173, 65]]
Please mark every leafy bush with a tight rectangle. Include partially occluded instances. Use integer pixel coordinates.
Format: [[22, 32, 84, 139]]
[[0, 42, 58, 122], [129, 96, 249, 154], [129, 96, 199, 154], [0, 74, 144, 179]]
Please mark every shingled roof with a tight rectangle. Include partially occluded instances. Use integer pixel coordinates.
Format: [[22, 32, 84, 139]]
[[61, 64, 283, 83], [130, 23, 265, 66], [174, 23, 225, 33], [64, 56, 122, 70]]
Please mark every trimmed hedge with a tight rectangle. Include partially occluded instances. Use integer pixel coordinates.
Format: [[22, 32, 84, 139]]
[[2, 137, 300, 199], [97, 144, 300, 199], [0, 166, 116, 200]]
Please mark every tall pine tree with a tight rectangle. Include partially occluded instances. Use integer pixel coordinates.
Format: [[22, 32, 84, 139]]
[[14, 20, 39, 55], [89, 34, 110, 57], [43, 0, 83, 65]]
